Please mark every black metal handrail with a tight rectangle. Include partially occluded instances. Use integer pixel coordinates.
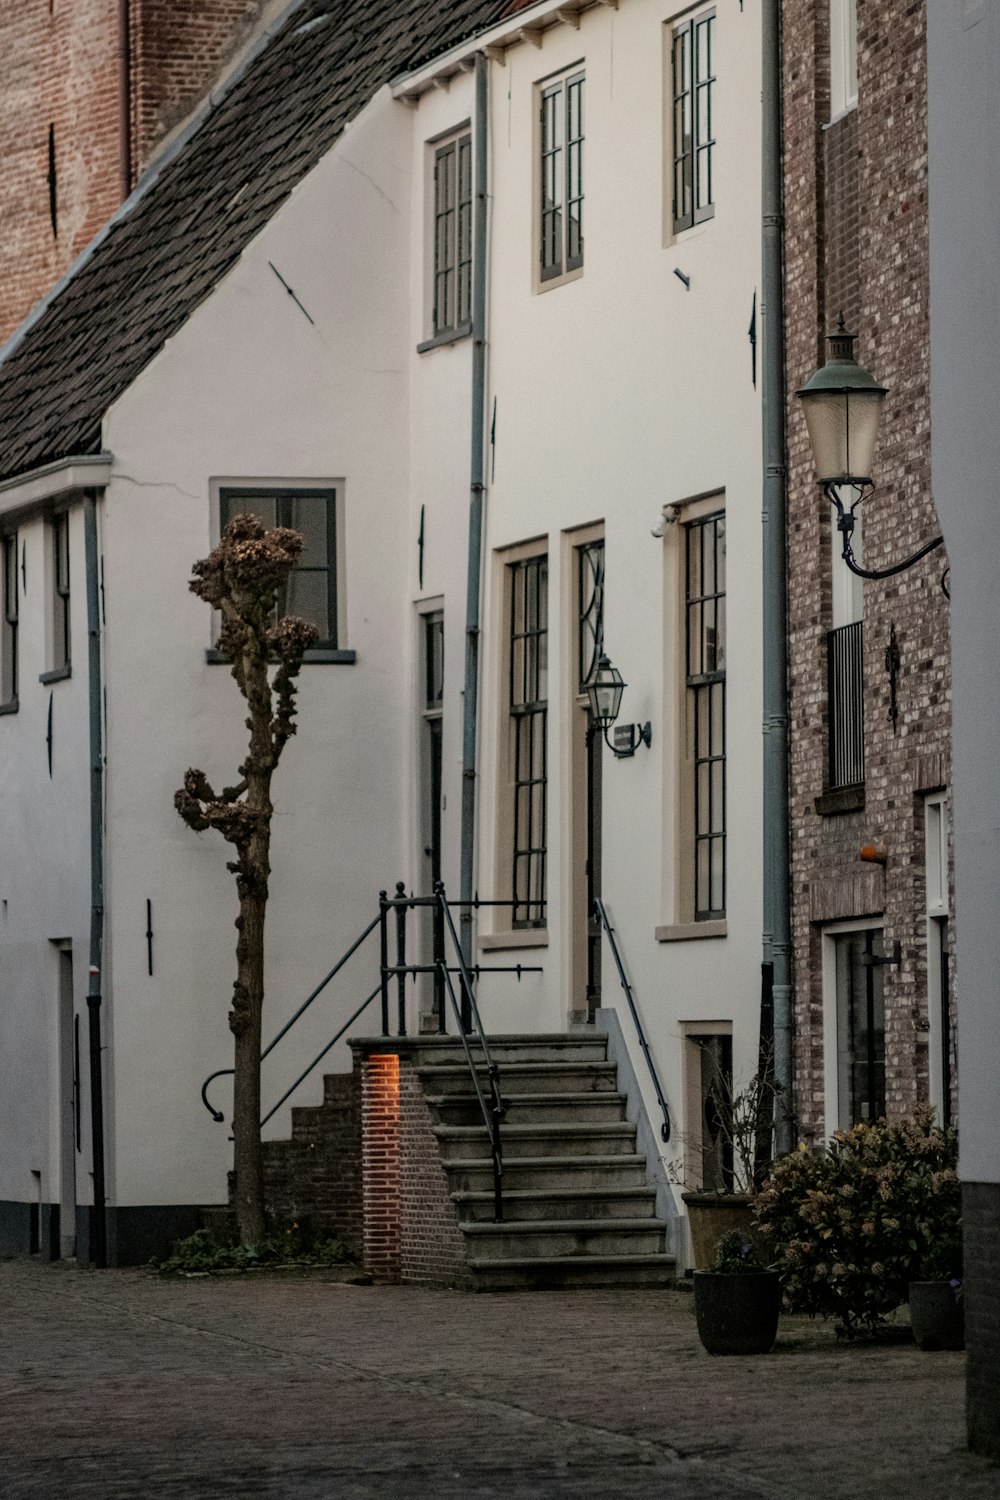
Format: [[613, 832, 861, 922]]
[[434, 882, 506, 1221], [593, 898, 671, 1143]]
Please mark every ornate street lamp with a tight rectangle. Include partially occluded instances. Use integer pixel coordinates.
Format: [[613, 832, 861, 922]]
[[585, 654, 651, 758], [797, 319, 944, 582]]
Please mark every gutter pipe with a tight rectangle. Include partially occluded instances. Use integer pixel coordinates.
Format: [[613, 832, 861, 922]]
[[84, 493, 108, 1266], [761, 0, 795, 1154], [458, 51, 489, 1012]]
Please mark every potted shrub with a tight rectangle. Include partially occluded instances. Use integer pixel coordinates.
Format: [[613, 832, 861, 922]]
[[693, 1229, 781, 1356], [754, 1109, 960, 1341], [679, 1050, 778, 1270], [909, 1236, 964, 1351]]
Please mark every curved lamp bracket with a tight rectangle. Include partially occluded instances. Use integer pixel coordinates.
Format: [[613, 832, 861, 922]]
[[201, 1067, 234, 1123], [824, 482, 946, 590]]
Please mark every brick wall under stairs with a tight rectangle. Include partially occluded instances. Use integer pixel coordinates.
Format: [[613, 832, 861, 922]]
[[262, 1031, 675, 1290]]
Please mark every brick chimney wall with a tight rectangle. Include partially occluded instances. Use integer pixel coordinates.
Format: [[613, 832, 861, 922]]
[[0, 0, 268, 348]]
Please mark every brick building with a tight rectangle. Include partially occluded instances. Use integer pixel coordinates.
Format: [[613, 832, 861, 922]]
[[783, 0, 954, 1143], [0, 0, 276, 344]]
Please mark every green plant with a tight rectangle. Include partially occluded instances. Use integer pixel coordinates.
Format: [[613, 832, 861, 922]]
[[754, 1109, 960, 1337], [710, 1228, 766, 1274], [155, 1219, 353, 1276]]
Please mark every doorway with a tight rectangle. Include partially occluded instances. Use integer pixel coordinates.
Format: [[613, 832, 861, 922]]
[[420, 610, 444, 1028], [56, 944, 77, 1259]]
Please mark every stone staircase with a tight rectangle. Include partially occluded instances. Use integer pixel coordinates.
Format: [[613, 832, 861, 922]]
[[419, 1033, 676, 1291]]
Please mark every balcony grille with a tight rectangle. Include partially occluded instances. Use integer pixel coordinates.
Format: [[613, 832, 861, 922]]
[[827, 621, 864, 789]]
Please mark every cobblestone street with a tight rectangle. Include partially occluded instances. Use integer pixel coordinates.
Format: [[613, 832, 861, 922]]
[[0, 1260, 997, 1498]]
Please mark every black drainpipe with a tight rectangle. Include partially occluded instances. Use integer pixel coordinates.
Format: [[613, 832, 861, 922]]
[[84, 492, 107, 1266]]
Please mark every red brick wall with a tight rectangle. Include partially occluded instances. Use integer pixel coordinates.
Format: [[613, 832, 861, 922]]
[[0, 0, 267, 346], [261, 1072, 363, 1253], [360, 1050, 470, 1287], [783, 0, 955, 1141]]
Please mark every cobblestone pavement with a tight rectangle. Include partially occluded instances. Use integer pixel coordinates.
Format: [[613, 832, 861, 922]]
[[1, 1260, 997, 1500]]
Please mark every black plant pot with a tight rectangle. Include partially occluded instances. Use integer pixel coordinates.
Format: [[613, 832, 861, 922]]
[[909, 1280, 965, 1351], [693, 1270, 781, 1356]]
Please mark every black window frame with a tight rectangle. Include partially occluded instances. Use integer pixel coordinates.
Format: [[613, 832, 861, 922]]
[[577, 538, 605, 693], [509, 554, 548, 929], [52, 512, 71, 673], [219, 487, 339, 651], [672, 9, 716, 235], [432, 134, 473, 337], [539, 69, 585, 284], [835, 927, 886, 1128], [685, 511, 726, 921], [1, 531, 18, 709]]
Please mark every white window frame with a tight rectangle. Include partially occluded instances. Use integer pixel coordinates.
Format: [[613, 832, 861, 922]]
[[822, 917, 885, 1142], [420, 126, 473, 350], [924, 794, 951, 1124], [830, 0, 858, 121], [535, 66, 585, 292]]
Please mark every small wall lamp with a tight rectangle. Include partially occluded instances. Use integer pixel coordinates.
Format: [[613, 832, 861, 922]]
[[585, 654, 652, 758], [797, 318, 945, 585]]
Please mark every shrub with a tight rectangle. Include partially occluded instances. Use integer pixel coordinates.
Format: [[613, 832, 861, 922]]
[[155, 1219, 354, 1276], [711, 1228, 766, 1274], [753, 1110, 960, 1337]]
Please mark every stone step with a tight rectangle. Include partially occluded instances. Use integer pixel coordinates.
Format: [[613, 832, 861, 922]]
[[461, 1218, 668, 1261], [407, 1034, 610, 1065], [443, 1154, 649, 1194], [452, 1186, 658, 1223], [427, 1092, 627, 1127], [417, 1061, 620, 1096], [434, 1121, 636, 1161], [468, 1253, 676, 1292]]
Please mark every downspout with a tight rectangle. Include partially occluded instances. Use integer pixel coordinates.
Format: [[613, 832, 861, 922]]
[[761, 0, 794, 1154], [84, 493, 108, 1266], [118, 0, 133, 199], [458, 51, 489, 999]]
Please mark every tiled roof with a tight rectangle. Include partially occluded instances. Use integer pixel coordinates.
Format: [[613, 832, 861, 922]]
[[0, 0, 507, 486]]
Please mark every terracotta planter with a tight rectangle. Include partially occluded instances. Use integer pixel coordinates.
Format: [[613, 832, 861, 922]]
[[693, 1270, 781, 1355], [909, 1280, 965, 1351], [681, 1192, 768, 1271]]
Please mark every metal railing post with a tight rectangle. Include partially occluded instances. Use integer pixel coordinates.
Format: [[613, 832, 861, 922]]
[[433, 894, 447, 1033], [379, 889, 390, 1035], [394, 881, 408, 1037]]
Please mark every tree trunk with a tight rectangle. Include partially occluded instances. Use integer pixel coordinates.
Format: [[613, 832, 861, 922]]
[[232, 885, 266, 1243]]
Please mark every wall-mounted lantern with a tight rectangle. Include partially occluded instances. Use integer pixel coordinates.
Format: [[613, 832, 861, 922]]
[[797, 318, 945, 584], [585, 654, 652, 758]]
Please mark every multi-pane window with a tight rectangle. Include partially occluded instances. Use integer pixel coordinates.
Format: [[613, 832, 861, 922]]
[[539, 71, 584, 283], [220, 489, 338, 648], [672, 10, 716, 234], [685, 512, 726, 919], [51, 513, 71, 672], [827, 514, 864, 789], [1, 532, 17, 706], [834, 928, 886, 1127], [509, 555, 548, 927], [432, 135, 472, 336], [577, 538, 604, 691]]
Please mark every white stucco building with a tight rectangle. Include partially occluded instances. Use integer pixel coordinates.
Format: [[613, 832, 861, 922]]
[[0, 0, 763, 1269]]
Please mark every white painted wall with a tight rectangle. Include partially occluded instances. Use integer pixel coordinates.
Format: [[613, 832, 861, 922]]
[[467, 0, 763, 1199]]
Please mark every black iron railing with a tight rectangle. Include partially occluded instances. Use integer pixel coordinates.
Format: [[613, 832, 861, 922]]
[[200, 884, 539, 1221], [593, 898, 671, 1143], [827, 620, 864, 790]]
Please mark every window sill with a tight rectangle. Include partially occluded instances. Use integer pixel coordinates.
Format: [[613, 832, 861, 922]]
[[655, 920, 727, 943], [416, 322, 472, 354], [815, 784, 865, 816], [535, 266, 583, 295], [478, 929, 548, 951], [0, 697, 18, 716], [39, 665, 71, 684], [205, 648, 357, 666]]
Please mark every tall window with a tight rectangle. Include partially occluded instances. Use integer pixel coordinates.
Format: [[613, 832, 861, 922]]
[[539, 71, 584, 284], [219, 488, 338, 648], [1, 532, 17, 707], [827, 515, 864, 789], [432, 134, 472, 337], [672, 10, 716, 234], [509, 555, 548, 927], [834, 928, 886, 1127], [685, 512, 726, 920], [577, 538, 604, 691], [51, 513, 71, 673], [830, 0, 858, 119]]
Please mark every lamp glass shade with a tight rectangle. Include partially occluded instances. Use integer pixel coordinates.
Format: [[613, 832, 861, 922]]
[[585, 655, 625, 728], [796, 325, 888, 486], [800, 386, 884, 484]]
